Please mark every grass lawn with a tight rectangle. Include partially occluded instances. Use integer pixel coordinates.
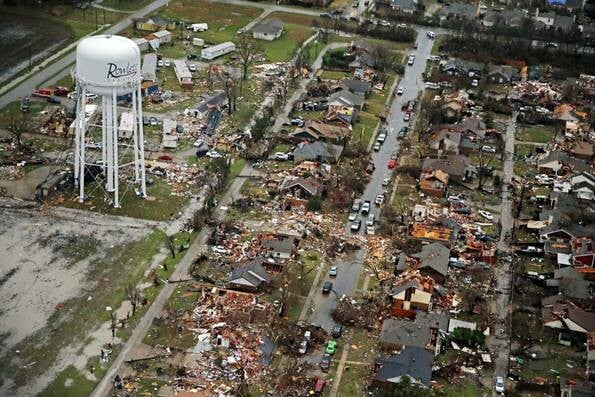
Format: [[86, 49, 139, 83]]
[[162, 0, 261, 45], [0, 100, 47, 124], [348, 328, 376, 363], [436, 382, 484, 397], [100, 0, 153, 11], [336, 363, 370, 397], [320, 70, 350, 80], [517, 124, 555, 143], [515, 143, 537, 157], [62, 178, 189, 221], [261, 23, 314, 62], [267, 12, 323, 28], [391, 183, 416, 212], [431, 35, 444, 55], [514, 158, 538, 178]]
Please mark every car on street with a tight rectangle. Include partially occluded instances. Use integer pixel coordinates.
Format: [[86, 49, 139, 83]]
[[303, 330, 312, 340], [325, 341, 338, 354], [351, 199, 362, 211], [390, 151, 397, 160], [398, 126, 408, 138], [361, 200, 371, 214], [350, 219, 361, 232], [377, 133, 386, 143], [206, 150, 224, 158], [397, 86, 404, 95], [366, 225, 375, 235], [274, 152, 289, 161], [427, 31, 436, 38], [407, 56, 415, 65], [387, 159, 396, 169], [290, 118, 304, 126], [382, 177, 391, 186], [481, 145, 496, 153], [331, 325, 343, 338], [365, 160, 375, 174], [479, 210, 494, 221], [193, 139, 204, 148], [329, 266, 338, 277], [322, 281, 333, 294], [298, 340, 308, 354], [366, 213, 375, 226], [375, 194, 384, 206], [319, 354, 331, 371], [495, 376, 505, 393], [403, 113, 410, 122], [373, 142, 381, 151], [348, 212, 358, 221]]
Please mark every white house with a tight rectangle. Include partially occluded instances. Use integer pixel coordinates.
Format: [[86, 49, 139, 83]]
[[152, 30, 172, 44], [252, 18, 284, 41]]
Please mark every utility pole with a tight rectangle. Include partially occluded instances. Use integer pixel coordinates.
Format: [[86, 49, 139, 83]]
[[103, 7, 106, 24], [95, 9, 98, 30], [28, 46, 32, 73]]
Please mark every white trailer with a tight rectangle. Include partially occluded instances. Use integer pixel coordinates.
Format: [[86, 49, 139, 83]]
[[201, 42, 235, 60], [188, 23, 208, 32], [192, 37, 205, 47]]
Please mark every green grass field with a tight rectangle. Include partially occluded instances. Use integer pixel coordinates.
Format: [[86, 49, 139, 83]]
[[517, 124, 555, 143], [261, 23, 314, 62]]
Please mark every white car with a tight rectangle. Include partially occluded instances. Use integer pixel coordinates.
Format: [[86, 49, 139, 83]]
[[427, 31, 436, 38], [494, 376, 505, 393], [481, 145, 496, 153], [479, 210, 494, 221], [211, 245, 230, 255], [407, 56, 415, 66], [535, 174, 553, 184], [157, 59, 164, 67], [397, 87, 404, 95], [348, 212, 358, 221], [329, 266, 338, 277], [366, 225, 375, 235], [375, 194, 384, 206], [163, 59, 171, 67], [274, 152, 289, 161], [373, 142, 381, 151], [193, 139, 204, 148], [361, 201, 371, 214], [206, 150, 224, 159], [377, 133, 387, 143], [298, 340, 308, 355], [382, 177, 391, 187], [189, 64, 197, 72], [471, 79, 479, 87], [403, 113, 410, 122]]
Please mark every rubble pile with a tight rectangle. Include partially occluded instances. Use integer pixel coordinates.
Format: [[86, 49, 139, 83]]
[[39, 107, 72, 137], [0, 165, 25, 180]]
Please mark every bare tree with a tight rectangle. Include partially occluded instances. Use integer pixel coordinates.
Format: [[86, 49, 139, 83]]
[[126, 282, 143, 315], [4, 108, 32, 150], [236, 32, 262, 82], [165, 235, 176, 258], [372, 46, 400, 89], [213, 71, 238, 115]]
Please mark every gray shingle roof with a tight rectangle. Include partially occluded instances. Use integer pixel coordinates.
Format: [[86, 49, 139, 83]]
[[379, 312, 449, 348], [229, 258, 272, 288], [374, 346, 434, 387], [253, 18, 284, 35], [412, 242, 450, 277]]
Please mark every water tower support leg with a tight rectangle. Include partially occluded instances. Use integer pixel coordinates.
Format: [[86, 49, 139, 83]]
[[112, 89, 120, 208], [78, 86, 87, 203], [106, 95, 114, 192], [131, 89, 140, 183], [137, 85, 147, 198]]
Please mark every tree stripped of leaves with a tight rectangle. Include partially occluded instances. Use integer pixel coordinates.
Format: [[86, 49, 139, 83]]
[[4, 108, 32, 150], [372, 45, 400, 89], [236, 32, 262, 82]]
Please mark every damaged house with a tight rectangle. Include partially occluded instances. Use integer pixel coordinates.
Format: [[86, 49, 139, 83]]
[[379, 312, 449, 355], [228, 258, 273, 292], [411, 242, 450, 284], [422, 155, 474, 184], [372, 346, 434, 389]]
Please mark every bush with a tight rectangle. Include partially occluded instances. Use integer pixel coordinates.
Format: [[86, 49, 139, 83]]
[[306, 195, 322, 212]]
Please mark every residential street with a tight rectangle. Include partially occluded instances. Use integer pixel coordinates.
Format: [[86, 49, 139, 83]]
[[489, 112, 517, 395]]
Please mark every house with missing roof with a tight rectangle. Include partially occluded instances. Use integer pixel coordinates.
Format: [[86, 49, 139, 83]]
[[422, 155, 474, 184], [279, 175, 324, 200], [252, 18, 284, 41], [419, 170, 449, 198], [261, 234, 298, 260]]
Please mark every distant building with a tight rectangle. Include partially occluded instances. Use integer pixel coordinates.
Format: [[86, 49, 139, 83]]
[[152, 30, 172, 44], [201, 42, 235, 60], [142, 53, 157, 82], [133, 16, 176, 32], [173, 60, 193, 89], [252, 18, 284, 41]]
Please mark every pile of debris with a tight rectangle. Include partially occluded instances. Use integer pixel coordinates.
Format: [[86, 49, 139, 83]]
[[0, 165, 25, 180]]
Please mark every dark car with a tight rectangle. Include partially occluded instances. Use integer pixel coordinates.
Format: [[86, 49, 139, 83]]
[[398, 126, 408, 138], [322, 281, 333, 294], [319, 354, 331, 371], [195, 148, 208, 157], [331, 325, 343, 338]]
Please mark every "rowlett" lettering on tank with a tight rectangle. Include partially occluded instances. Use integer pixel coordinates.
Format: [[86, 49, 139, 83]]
[[106, 63, 138, 79]]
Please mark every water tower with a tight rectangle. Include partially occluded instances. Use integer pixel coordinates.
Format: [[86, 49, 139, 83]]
[[73, 34, 147, 208]]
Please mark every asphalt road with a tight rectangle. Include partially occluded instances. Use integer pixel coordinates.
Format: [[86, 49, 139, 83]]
[[347, 29, 434, 236], [0, 0, 171, 110]]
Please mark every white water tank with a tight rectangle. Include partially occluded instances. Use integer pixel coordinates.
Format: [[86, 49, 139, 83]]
[[76, 35, 141, 96]]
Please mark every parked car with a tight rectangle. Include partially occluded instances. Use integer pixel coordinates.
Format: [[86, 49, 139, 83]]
[[481, 145, 496, 153], [206, 150, 224, 159], [375, 194, 384, 206], [495, 376, 505, 393], [390, 151, 397, 160], [157, 59, 164, 67], [290, 118, 304, 126], [373, 142, 381, 151], [403, 113, 410, 122], [398, 126, 408, 138], [212, 245, 230, 255], [348, 212, 358, 221], [397, 86, 404, 95], [314, 378, 326, 394], [387, 159, 396, 169], [535, 174, 553, 184], [195, 148, 208, 157], [427, 31, 436, 38], [366, 225, 375, 235], [329, 266, 338, 277], [350, 219, 361, 232], [274, 152, 289, 161], [382, 177, 391, 186], [377, 133, 386, 143], [163, 59, 171, 67], [303, 330, 312, 340], [351, 199, 362, 212], [361, 200, 371, 214], [149, 116, 159, 126], [193, 139, 204, 148], [331, 325, 343, 338], [366, 213, 375, 226], [298, 340, 308, 355], [319, 354, 331, 371], [365, 160, 375, 174], [325, 341, 338, 354], [479, 210, 494, 220], [322, 281, 333, 294]]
